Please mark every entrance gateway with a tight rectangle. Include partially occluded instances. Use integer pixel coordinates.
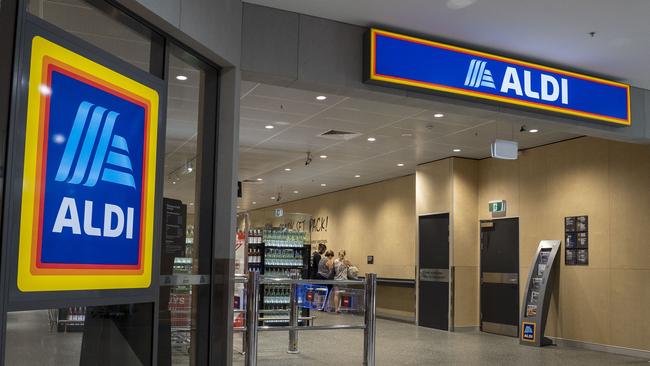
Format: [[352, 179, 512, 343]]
[[361, 27, 632, 336]]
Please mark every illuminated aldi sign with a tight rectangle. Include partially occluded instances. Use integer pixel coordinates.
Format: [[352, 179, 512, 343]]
[[366, 28, 631, 126], [17, 36, 159, 292]]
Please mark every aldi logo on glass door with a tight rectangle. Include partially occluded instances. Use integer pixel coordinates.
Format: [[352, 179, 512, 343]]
[[18, 36, 159, 292]]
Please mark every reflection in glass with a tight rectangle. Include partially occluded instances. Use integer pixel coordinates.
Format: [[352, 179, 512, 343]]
[[158, 45, 211, 366], [5, 304, 153, 366], [27, 0, 152, 72]]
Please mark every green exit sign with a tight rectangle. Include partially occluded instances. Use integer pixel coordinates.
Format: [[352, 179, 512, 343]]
[[489, 200, 506, 214]]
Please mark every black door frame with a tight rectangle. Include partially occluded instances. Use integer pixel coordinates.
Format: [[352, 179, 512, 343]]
[[416, 212, 452, 331], [0, 0, 232, 364], [479, 216, 520, 337]]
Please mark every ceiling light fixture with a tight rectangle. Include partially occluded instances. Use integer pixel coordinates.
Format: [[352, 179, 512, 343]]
[[434, 113, 444, 118], [39, 84, 52, 96], [256, 178, 263, 181], [354, 174, 361, 178], [316, 95, 327, 101], [367, 137, 376, 142], [453, 148, 462, 152], [176, 75, 188, 81], [265, 125, 274, 129], [252, 201, 257, 205], [397, 163, 405, 167], [293, 190, 299, 194], [320, 183, 327, 187], [271, 196, 276, 200], [529, 129, 539, 133], [319, 155, 328, 159], [284, 168, 292, 171]]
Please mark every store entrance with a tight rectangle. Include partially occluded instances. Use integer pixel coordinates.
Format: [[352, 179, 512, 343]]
[[418, 213, 450, 331], [480, 218, 519, 337]]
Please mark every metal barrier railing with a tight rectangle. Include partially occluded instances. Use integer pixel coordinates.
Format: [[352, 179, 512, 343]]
[[238, 272, 377, 366]]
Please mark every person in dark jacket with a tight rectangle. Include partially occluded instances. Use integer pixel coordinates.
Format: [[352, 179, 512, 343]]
[[311, 243, 327, 279]]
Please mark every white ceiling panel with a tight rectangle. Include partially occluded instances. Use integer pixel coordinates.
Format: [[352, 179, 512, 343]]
[[236, 82, 581, 211]]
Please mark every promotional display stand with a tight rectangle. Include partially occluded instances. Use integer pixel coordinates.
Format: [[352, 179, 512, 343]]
[[520, 240, 561, 347]]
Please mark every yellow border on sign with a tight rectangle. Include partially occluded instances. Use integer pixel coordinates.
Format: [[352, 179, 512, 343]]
[[369, 28, 632, 126], [17, 36, 159, 292]]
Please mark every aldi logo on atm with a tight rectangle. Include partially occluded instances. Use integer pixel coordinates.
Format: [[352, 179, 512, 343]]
[[17, 36, 159, 292], [522, 322, 536, 342]]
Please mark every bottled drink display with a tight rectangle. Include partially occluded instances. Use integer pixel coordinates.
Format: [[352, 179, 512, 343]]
[[246, 227, 310, 325]]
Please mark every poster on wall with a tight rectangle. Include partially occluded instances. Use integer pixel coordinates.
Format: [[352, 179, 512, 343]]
[[564, 216, 588, 266]]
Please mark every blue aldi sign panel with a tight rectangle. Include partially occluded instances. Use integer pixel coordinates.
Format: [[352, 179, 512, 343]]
[[522, 322, 536, 342], [366, 29, 631, 126], [18, 36, 159, 292]]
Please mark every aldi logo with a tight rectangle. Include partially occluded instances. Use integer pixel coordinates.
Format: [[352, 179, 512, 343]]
[[522, 322, 536, 342], [17, 36, 159, 292]]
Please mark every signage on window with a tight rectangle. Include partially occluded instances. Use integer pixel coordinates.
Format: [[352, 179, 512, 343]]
[[17, 36, 159, 292]]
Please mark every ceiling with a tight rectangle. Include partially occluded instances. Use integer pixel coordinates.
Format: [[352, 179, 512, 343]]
[[244, 0, 650, 90], [238, 81, 579, 211]]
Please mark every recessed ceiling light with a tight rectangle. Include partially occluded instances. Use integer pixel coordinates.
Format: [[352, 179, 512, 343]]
[[172, 181, 176, 185], [189, 202, 194, 206], [176, 75, 188, 81], [237, 206, 240, 209], [397, 163, 405, 167], [52, 133, 65, 144], [39, 84, 51, 96], [293, 190, 299, 194], [434, 113, 444, 118], [453, 148, 462, 152], [187, 166, 193, 173], [256, 178, 263, 181], [316, 95, 327, 101], [284, 168, 292, 171], [367, 137, 376, 142], [320, 183, 327, 187], [529, 129, 539, 133], [252, 201, 257, 205], [265, 125, 274, 129], [354, 174, 361, 178], [270, 196, 276, 200], [319, 155, 328, 159]]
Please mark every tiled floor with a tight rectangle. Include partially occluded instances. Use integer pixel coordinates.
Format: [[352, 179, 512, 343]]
[[233, 313, 648, 366], [3, 310, 648, 365]]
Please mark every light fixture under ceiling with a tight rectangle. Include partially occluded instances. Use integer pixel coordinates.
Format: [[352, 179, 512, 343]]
[[265, 125, 274, 129], [284, 168, 292, 171], [293, 190, 299, 194], [320, 183, 327, 187], [367, 137, 376, 142], [176, 75, 188, 81], [256, 178, 263, 181], [270, 196, 276, 200], [453, 148, 462, 152], [316, 95, 327, 101], [434, 113, 444, 118], [252, 201, 257, 205], [319, 155, 328, 159], [529, 129, 539, 133], [397, 163, 405, 167], [354, 174, 361, 178]]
